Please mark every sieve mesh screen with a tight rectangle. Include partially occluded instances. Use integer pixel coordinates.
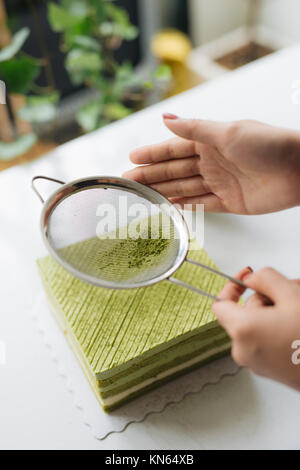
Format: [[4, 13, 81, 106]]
[[46, 186, 184, 287]]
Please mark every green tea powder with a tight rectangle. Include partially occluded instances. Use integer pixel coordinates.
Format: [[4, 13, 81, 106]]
[[59, 215, 177, 284], [128, 236, 170, 269]]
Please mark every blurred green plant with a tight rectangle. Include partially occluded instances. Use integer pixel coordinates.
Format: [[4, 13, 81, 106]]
[[0, 27, 59, 160], [48, 0, 171, 132]]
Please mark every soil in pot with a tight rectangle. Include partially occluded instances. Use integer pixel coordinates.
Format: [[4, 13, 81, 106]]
[[215, 41, 275, 70]]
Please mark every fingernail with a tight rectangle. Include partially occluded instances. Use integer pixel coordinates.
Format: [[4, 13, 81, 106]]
[[163, 113, 179, 120], [243, 267, 253, 280]]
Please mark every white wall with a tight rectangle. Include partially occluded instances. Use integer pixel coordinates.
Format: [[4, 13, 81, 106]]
[[257, 0, 300, 42], [189, 0, 300, 46], [189, 0, 249, 45]]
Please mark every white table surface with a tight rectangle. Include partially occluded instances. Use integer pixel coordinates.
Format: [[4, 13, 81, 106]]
[[1, 44, 300, 450]]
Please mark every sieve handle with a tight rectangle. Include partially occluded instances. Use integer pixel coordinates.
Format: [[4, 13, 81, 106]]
[[183, 258, 273, 305], [167, 277, 221, 302], [32, 176, 65, 204], [185, 258, 247, 289]]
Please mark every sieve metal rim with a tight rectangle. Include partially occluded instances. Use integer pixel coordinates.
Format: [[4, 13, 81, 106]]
[[38, 176, 190, 290]]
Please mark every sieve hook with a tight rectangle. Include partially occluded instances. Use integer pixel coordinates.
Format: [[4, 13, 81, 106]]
[[32, 176, 65, 204]]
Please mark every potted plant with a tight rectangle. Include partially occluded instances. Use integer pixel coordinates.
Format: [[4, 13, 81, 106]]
[[188, 0, 285, 81], [0, 24, 59, 165], [48, 0, 171, 133], [0, 0, 170, 167]]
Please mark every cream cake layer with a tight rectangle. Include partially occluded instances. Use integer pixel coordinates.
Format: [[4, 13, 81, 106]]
[[100, 343, 231, 410], [99, 336, 230, 399], [98, 327, 227, 390]]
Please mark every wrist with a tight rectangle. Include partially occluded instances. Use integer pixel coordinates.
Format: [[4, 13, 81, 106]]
[[285, 130, 300, 206]]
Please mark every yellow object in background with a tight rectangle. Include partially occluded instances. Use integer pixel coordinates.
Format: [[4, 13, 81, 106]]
[[151, 29, 204, 97], [152, 29, 192, 62]]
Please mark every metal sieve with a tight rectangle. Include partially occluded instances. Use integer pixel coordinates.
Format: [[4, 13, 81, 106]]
[[32, 175, 250, 302]]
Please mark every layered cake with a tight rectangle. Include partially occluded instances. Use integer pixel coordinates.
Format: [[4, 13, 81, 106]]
[[37, 247, 230, 411]]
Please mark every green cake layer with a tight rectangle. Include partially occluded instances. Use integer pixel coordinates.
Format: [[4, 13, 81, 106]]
[[38, 246, 230, 411]]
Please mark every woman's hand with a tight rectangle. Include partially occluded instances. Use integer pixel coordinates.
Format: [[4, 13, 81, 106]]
[[213, 267, 300, 391], [123, 116, 300, 214]]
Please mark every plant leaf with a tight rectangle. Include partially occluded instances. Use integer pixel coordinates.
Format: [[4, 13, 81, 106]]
[[102, 3, 139, 41], [89, 0, 106, 22], [143, 80, 154, 90], [65, 49, 102, 73], [104, 102, 132, 120], [0, 57, 40, 94], [99, 22, 138, 41], [0, 133, 37, 160], [18, 94, 59, 123], [112, 62, 146, 97], [48, 3, 84, 32], [63, 18, 93, 49], [154, 64, 172, 81], [0, 27, 30, 62], [76, 99, 103, 132], [105, 3, 130, 26], [61, 0, 89, 17], [122, 25, 139, 41], [71, 35, 101, 52], [25, 92, 60, 105]]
